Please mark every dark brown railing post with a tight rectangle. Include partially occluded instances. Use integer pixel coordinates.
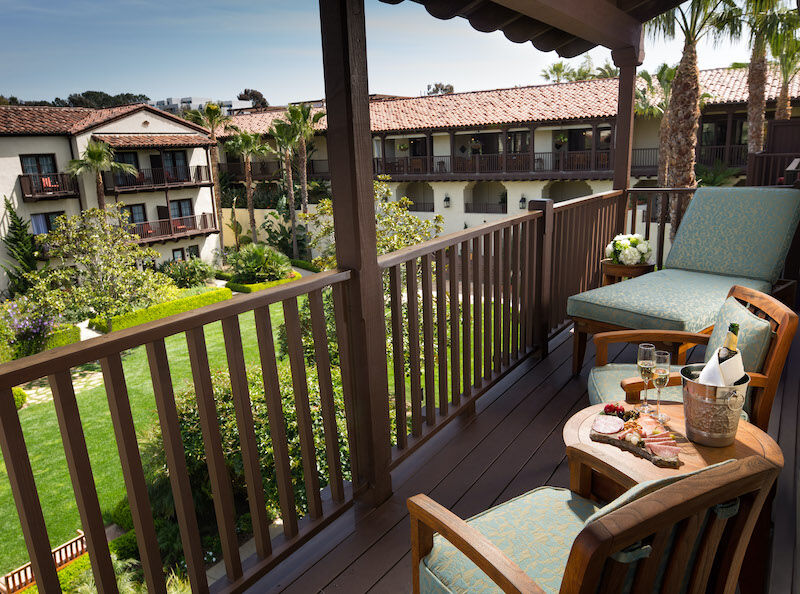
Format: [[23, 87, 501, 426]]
[[320, 0, 393, 505], [529, 199, 553, 356]]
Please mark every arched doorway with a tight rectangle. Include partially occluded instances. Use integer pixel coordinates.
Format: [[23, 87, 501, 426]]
[[464, 181, 507, 213], [396, 182, 434, 212], [541, 180, 593, 203]]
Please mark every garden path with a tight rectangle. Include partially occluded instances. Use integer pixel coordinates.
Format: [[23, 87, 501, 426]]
[[22, 366, 104, 407]]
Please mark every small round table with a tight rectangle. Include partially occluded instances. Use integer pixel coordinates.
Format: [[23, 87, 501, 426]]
[[600, 258, 655, 287], [563, 402, 783, 594]]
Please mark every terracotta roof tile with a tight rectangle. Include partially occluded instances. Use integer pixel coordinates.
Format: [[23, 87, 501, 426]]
[[226, 67, 800, 136], [93, 133, 214, 149]]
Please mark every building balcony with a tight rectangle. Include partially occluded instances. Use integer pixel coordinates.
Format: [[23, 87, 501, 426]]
[[18, 173, 80, 202], [101, 165, 212, 194], [464, 202, 507, 213], [218, 160, 330, 183], [406, 201, 434, 212], [130, 212, 216, 243]]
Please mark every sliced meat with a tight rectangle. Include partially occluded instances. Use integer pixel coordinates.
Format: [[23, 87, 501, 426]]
[[645, 440, 678, 451], [644, 435, 674, 443], [648, 443, 681, 459], [592, 415, 625, 434]]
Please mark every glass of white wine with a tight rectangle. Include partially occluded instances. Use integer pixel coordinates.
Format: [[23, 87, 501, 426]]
[[653, 350, 671, 423], [637, 343, 655, 414]]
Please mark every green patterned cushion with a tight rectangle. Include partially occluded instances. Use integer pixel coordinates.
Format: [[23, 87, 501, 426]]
[[588, 363, 684, 406], [420, 487, 599, 594], [665, 187, 800, 283], [704, 296, 773, 372], [567, 269, 771, 331]]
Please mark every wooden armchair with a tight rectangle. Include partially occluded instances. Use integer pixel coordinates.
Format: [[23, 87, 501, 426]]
[[592, 285, 797, 432], [409, 455, 779, 594]]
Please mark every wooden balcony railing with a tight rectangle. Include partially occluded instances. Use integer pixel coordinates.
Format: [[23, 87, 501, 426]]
[[18, 173, 80, 202], [102, 165, 211, 193], [407, 202, 434, 212], [464, 202, 507, 214], [2, 531, 85, 593], [0, 189, 634, 592], [747, 152, 800, 186], [218, 160, 330, 183], [130, 213, 216, 243]]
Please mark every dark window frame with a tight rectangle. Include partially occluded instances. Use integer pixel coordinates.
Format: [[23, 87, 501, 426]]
[[172, 247, 186, 261], [19, 154, 58, 176], [31, 210, 65, 235], [122, 203, 147, 224]]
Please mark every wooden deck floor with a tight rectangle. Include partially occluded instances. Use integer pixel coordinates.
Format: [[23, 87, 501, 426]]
[[249, 322, 800, 593]]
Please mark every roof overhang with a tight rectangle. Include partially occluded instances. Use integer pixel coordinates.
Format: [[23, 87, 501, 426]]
[[92, 133, 213, 150]]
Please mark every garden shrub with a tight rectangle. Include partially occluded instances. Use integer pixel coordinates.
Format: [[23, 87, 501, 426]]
[[23, 553, 92, 593], [290, 259, 321, 273], [108, 530, 139, 562], [138, 360, 350, 571], [4, 299, 56, 359], [89, 287, 232, 333], [110, 498, 134, 532], [225, 243, 292, 284], [226, 270, 300, 293], [45, 324, 80, 351], [157, 258, 213, 288], [277, 288, 339, 365], [12, 386, 27, 410], [214, 270, 233, 281]]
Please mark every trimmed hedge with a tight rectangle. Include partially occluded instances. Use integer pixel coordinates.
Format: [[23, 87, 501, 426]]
[[44, 324, 80, 351], [226, 270, 301, 293], [13, 386, 27, 410], [215, 270, 233, 281], [291, 259, 321, 273], [89, 287, 233, 333], [23, 552, 91, 593]]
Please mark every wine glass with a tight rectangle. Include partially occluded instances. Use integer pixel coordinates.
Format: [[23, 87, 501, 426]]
[[637, 343, 655, 414], [652, 350, 671, 423]]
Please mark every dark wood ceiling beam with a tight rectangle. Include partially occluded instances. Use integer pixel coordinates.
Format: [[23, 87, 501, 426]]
[[530, 28, 573, 53], [502, 17, 551, 43], [420, 0, 482, 20], [489, 0, 643, 53], [557, 38, 597, 58], [466, 2, 520, 32]]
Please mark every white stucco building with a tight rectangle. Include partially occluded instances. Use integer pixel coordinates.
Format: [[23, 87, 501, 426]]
[[0, 103, 220, 289]]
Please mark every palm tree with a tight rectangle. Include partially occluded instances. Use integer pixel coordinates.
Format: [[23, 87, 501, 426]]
[[595, 61, 620, 78], [769, 10, 800, 120], [184, 103, 238, 251], [267, 121, 301, 258], [649, 0, 740, 236], [743, 1, 784, 154], [224, 131, 270, 242], [68, 140, 136, 210], [635, 64, 677, 193], [286, 103, 325, 215], [541, 61, 575, 83]]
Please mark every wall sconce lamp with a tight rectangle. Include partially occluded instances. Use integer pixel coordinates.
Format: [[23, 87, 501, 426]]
[[444, 194, 451, 208], [519, 194, 527, 209]]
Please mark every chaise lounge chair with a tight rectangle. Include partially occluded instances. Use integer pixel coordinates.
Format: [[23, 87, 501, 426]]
[[567, 187, 800, 374]]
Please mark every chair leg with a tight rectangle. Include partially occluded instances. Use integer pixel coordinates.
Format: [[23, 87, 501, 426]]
[[573, 330, 588, 376]]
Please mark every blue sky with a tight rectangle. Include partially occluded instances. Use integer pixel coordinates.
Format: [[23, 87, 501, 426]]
[[1, 0, 754, 105]]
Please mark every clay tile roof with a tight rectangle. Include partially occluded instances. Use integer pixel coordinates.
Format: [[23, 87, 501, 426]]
[[0, 103, 210, 136], [225, 67, 800, 136], [218, 109, 327, 138], [92, 134, 214, 149]]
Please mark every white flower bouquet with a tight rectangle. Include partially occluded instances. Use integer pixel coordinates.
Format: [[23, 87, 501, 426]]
[[604, 233, 654, 266]]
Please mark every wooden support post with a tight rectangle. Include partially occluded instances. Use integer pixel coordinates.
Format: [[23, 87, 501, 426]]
[[528, 124, 536, 171], [724, 110, 734, 167], [320, 0, 393, 505], [611, 47, 640, 191], [591, 123, 598, 171], [501, 128, 508, 172], [380, 134, 387, 174], [449, 130, 456, 172], [529, 199, 553, 356], [426, 131, 433, 173]]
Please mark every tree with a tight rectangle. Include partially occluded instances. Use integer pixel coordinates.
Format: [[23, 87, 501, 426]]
[[67, 140, 137, 209], [184, 103, 238, 251], [569, 56, 595, 81], [594, 61, 620, 78], [635, 64, 677, 213], [1, 197, 38, 297], [649, 0, 740, 236], [224, 131, 270, 243], [426, 82, 454, 95], [266, 120, 301, 258], [541, 61, 575, 83], [769, 10, 800, 120], [24, 204, 177, 322], [238, 89, 269, 108], [63, 91, 149, 108], [286, 103, 325, 215], [304, 175, 443, 270]]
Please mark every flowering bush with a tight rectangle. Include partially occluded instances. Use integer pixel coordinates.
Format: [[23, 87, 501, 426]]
[[604, 233, 654, 266], [4, 298, 57, 358]]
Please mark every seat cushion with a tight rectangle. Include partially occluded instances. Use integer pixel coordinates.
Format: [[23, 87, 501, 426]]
[[567, 269, 771, 332], [588, 363, 684, 406], [665, 187, 800, 283], [704, 296, 774, 372], [420, 487, 599, 594]]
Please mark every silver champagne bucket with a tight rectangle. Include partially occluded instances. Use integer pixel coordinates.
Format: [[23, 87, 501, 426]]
[[681, 364, 749, 447]]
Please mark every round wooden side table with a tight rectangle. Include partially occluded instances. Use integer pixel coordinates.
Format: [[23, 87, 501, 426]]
[[600, 258, 655, 286], [564, 402, 783, 594]]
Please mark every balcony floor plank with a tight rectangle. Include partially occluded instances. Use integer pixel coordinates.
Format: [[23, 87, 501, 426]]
[[248, 320, 800, 593]]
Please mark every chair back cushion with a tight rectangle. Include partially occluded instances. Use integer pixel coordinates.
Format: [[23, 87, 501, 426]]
[[665, 187, 800, 283], [704, 296, 774, 372], [583, 459, 735, 526]]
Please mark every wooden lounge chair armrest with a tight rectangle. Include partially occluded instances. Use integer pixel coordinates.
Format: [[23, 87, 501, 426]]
[[594, 330, 710, 366], [621, 372, 769, 403], [407, 494, 544, 594]]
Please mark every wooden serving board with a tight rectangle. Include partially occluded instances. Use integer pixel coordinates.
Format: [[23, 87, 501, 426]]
[[590, 429, 681, 469]]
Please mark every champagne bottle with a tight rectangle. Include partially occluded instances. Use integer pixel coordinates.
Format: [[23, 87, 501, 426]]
[[718, 323, 739, 364]]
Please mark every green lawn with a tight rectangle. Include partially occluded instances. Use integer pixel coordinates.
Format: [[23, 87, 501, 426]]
[[0, 304, 286, 574]]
